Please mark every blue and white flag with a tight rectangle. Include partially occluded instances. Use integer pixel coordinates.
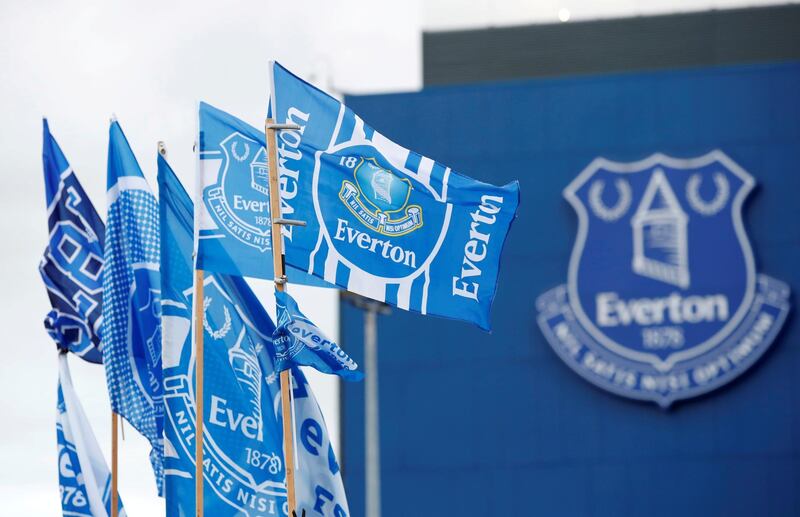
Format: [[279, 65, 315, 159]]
[[196, 102, 332, 288], [159, 155, 350, 516], [57, 353, 125, 516], [102, 120, 164, 494], [274, 290, 362, 380], [40, 119, 105, 363], [269, 62, 520, 330]]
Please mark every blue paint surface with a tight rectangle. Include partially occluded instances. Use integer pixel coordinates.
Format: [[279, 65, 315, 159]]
[[341, 62, 800, 516]]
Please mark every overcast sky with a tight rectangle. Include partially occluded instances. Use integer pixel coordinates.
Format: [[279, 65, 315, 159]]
[[0, 0, 782, 514]]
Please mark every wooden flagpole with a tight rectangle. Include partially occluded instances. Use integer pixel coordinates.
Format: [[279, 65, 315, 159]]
[[265, 118, 298, 514], [111, 411, 118, 517], [194, 269, 205, 517]]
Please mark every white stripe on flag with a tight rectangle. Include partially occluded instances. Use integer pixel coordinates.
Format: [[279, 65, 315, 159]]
[[106, 176, 152, 204], [417, 157, 434, 186]]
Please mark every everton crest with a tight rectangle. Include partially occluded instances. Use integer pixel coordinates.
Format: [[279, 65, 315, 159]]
[[537, 151, 790, 406], [338, 157, 423, 236], [316, 144, 448, 281], [128, 264, 163, 409], [163, 276, 287, 514], [204, 133, 272, 252]]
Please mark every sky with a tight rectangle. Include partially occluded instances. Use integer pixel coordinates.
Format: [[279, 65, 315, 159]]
[[0, 0, 783, 515]]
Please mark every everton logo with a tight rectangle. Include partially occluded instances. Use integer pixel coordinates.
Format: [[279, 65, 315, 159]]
[[537, 151, 790, 406], [339, 157, 423, 236], [163, 276, 286, 514], [129, 264, 163, 408], [315, 144, 448, 280], [204, 133, 272, 252]]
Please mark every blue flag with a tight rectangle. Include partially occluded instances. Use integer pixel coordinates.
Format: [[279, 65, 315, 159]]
[[274, 290, 362, 380], [102, 120, 164, 494], [196, 101, 332, 288], [269, 62, 520, 330], [40, 120, 105, 363], [159, 155, 350, 516], [57, 353, 125, 517]]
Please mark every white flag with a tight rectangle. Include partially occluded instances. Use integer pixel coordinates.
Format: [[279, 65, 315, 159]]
[[57, 354, 124, 516]]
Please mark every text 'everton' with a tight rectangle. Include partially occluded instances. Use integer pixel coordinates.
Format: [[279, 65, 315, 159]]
[[334, 218, 417, 268], [452, 195, 505, 300]]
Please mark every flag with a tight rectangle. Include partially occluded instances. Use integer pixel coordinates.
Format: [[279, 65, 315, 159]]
[[40, 119, 105, 363], [195, 101, 332, 288], [57, 353, 125, 516], [269, 61, 520, 330], [159, 154, 350, 516], [102, 119, 164, 493], [274, 290, 362, 380]]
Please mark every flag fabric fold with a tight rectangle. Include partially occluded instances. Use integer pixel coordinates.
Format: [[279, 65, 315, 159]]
[[269, 61, 520, 330], [40, 119, 105, 363], [195, 101, 333, 288], [159, 155, 350, 516], [102, 120, 164, 494], [57, 353, 125, 517], [273, 290, 362, 380]]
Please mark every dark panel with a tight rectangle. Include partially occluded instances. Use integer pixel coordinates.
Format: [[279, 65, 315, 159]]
[[342, 62, 800, 517], [424, 5, 800, 85]]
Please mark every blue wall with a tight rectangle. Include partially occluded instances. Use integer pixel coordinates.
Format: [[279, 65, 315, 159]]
[[341, 62, 800, 517]]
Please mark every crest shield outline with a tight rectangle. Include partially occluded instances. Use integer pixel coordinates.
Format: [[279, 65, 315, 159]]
[[537, 150, 791, 406], [204, 132, 273, 252], [565, 151, 756, 372]]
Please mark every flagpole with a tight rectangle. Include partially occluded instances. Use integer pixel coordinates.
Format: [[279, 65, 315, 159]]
[[364, 304, 381, 517], [342, 294, 390, 517], [265, 118, 302, 515], [111, 411, 118, 517], [110, 118, 120, 517], [183, 125, 206, 517], [194, 268, 205, 517]]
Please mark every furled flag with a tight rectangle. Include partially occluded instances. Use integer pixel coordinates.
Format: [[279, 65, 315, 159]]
[[40, 119, 105, 363], [273, 290, 362, 380], [158, 154, 350, 516], [57, 353, 125, 516], [269, 61, 520, 330], [195, 101, 332, 287], [102, 119, 164, 494]]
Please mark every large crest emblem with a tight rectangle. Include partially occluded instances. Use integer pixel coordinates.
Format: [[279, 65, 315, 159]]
[[204, 133, 272, 251], [163, 277, 286, 514], [537, 151, 790, 406]]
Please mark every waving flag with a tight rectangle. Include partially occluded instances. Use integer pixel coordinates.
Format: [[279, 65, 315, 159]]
[[269, 61, 520, 330], [159, 155, 349, 516], [57, 354, 125, 517], [274, 290, 362, 380], [40, 119, 105, 363], [102, 120, 164, 494], [196, 102, 332, 288]]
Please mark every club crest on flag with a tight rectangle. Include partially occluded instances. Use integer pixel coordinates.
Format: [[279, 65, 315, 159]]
[[163, 276, 287, 512], [537, 151, 790, 406], [339, 156, 423, 237], [321, 144, 448, 280], [129, 263, 163, 404], [204, 133, 272, 252]]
